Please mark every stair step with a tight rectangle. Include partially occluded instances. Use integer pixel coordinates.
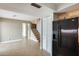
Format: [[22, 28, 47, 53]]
[[31, 23, 40, 42]]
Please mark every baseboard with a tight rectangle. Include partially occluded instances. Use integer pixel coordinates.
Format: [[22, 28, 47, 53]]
[[42, 49, 51, 56], [0, 39, 22, 44]]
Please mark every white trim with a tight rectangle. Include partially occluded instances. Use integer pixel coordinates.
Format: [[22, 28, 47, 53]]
[[0, 39, 22, 44]]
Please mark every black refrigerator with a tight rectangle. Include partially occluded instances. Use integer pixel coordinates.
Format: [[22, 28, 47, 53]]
[[53, 17, 78, 56]]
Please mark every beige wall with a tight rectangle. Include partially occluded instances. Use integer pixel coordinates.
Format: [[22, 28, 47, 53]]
[[0, 18, 24, 42]]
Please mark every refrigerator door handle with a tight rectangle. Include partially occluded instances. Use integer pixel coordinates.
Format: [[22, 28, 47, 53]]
[[58, 25, 62, 48]]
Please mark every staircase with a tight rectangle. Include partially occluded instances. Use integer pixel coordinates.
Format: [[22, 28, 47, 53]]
[[31, 23, 40, 42]]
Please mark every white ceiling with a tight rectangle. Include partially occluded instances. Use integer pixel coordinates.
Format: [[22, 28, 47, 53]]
[[0, 9, 38, 21], [0, 3, 53, 19], [0, 3, 77, 21], [55, 3, 77, 12], [40, 3, 56, 9]]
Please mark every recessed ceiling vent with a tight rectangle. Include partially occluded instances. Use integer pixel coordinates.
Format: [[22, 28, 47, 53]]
[[31, 3, 41, 8]]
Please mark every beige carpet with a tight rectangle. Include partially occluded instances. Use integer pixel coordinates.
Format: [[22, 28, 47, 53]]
[[0, 39, 50, 56]]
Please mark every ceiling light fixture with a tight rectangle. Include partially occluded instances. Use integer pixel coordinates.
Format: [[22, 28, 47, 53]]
[[31, 3, 41, 8]]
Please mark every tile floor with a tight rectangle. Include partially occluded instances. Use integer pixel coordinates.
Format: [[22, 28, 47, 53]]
[[0, 39, 50, 56]]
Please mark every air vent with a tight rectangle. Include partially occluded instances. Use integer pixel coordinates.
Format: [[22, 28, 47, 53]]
[[31, 3, 41, 8]]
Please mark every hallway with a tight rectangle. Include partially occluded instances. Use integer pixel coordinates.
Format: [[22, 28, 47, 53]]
[[0, 39, 50, 56]]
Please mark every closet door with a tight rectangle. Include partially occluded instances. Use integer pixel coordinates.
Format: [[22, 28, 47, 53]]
[[43, 16, 53, 55], [0, 20, 1, 42], [43, 18, 48, 51]]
